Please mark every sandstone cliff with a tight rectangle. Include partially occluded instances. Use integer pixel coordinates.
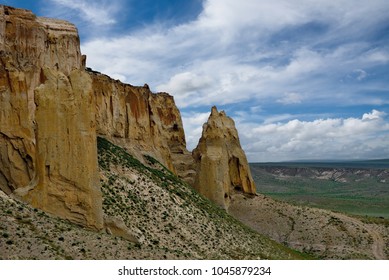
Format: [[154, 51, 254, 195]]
[[0, 5, 195, 230], [90, 71, 195, 183], [0, 5, 251, 230], [0, 5, 103, 229], [193, 106, 256, 209]]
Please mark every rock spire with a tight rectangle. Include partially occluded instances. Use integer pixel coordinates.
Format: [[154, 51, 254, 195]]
[[193, 106, 256, 209]]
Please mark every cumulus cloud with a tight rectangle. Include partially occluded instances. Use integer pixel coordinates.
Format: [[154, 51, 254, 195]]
[[73, 0, 389, 161], [80, 0, 389, 110], [182, 109, 389, 161], [238, 110, 389, 162], [157, 72, 213, 99], [362, 110, 387, 121]]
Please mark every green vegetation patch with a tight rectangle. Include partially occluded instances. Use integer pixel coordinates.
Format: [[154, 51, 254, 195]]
[[250, 164, 389, 219]]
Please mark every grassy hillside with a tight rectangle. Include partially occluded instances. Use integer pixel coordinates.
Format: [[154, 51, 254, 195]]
[[97, 137, 307, 259], [0, 137, 308, 259]]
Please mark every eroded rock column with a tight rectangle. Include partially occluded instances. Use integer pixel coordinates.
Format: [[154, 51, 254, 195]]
[[193, 106, 256, 209]]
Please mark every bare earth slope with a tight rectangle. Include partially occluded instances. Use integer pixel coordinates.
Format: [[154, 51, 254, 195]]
[[228, 192, 389, 259]]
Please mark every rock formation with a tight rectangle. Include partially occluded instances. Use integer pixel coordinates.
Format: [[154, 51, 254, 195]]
[[16, 68, 103, 229], [90, 71, 195, 181], [193, 106, 256, 209], [0, 5, 103, 229], [0, 5, 254, 230], [0, 5, 195, 229]]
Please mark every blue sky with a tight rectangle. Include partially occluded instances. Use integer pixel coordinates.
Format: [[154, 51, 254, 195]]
[[5, 0, 389, 161]]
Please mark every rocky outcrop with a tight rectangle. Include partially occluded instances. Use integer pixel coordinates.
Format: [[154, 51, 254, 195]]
[[0, 5, 195, 229], [1, 5, 254, 231], [15, 68, 103, 229], [193, 106, 256, 209], [0, 6, 82, 195], [104, 215, 139, 244], [0, 5, 103, 229], [90, 71, 195, 183]]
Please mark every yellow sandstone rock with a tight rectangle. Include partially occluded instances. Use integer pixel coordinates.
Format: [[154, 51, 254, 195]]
[[17, 68, 103, 230], [91, 72, 195, 182], [0, 5, 103, 230], [193, 106, 256, 209], [1, 5, 255, 231]]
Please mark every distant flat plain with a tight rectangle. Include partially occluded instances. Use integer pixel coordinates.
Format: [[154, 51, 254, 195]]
[[250, 159, 389, 219]]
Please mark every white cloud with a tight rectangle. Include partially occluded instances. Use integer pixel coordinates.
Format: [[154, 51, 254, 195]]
[[156, 72, 213, 98], [362, 109, 387, 121], [238, 110, 389, 162], [79, 0, 389, 110], [197, 0, 308, 39], [181, 111, 210, 150], [48, 0, 120, 25], [364, 50, 389, 64], [75, 0, 389, 161], [182, 108, 389, 161], [277, 92, 303, 105]]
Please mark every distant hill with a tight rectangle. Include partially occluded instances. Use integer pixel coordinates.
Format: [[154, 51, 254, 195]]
[[250, 162, 389, 218], [251, 159, 389, 169]]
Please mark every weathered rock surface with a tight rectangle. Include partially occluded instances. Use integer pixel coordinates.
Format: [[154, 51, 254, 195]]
[[0, 5, 103, 229], [15, 68, 103, 229], [90, 71, 195, 183], [0, 5, 197, 231], [193, 106, 256, 209], [1, 5, 254, 231], [0, 6, 81, 195]]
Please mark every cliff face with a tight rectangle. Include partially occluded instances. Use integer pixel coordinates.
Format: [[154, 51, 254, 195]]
[[90, 72, 194, 182], [0, 5, 254, 229], [0, 5, 194, 229], [193, 106, 256, 209], [0, 6, 81, 194], [0, 5, 103, 229]]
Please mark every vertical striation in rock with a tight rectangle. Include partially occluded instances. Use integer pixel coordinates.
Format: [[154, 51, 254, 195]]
[[90, 71, 195, 182], [2, 5, 257, 230], [193, 106, 256, 209], [149, 92, 196, 184], [0, 5, 103, 229]]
